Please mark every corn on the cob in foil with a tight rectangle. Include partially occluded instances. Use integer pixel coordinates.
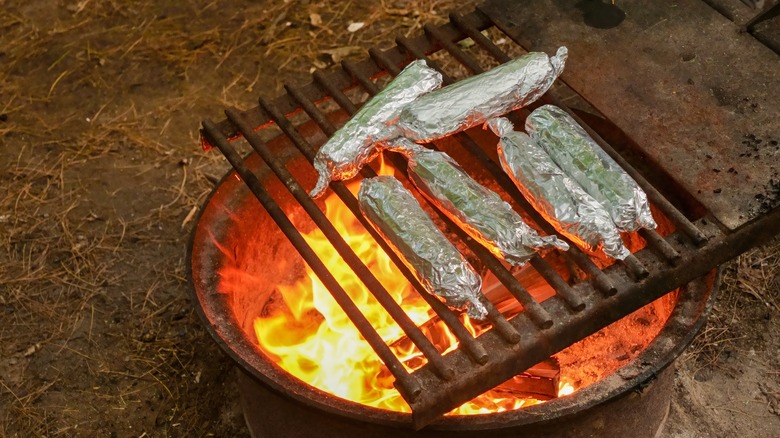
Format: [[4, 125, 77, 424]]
[[358, 176, 487, 319], [526, 105, 657, 232], [488, 117, 630, 260], [396, 47, 567, 143], [388, 138, 569, 266], [309, 60, 443, 198]]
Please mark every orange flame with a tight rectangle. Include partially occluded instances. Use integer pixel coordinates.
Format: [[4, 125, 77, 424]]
[[253, 156, 573, 414]]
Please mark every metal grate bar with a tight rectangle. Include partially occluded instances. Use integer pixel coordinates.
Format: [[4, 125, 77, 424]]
[[424, 23, 485, 74], [528, 256, 585, 312], [369, 48, 403, 77], [622, 254, 650, 279], [200, 119, 422, 402], [454, 233, 554, 328], [483, 302, 522, 343], [342, 59, 381, 95], [639, 228, 682, 266], [395, 35, 453, 83], [285, 84, 338, 136], [450, 12, 511, 63], [224, 109, 455, 380]]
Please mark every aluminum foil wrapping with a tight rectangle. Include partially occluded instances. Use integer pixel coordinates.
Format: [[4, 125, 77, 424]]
[[526, 105, 657, 232], [309, 60, 443, 198], [358, 176, 487, 319], [488, 118, 630, 260], [388, 138, 569, 266], [396, 47, 567, 143]]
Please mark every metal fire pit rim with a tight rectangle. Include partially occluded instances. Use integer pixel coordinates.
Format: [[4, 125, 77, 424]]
[[186, 150, 720, 431]]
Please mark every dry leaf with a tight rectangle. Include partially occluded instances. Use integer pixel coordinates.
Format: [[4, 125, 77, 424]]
[[24, 343, 41, 357], [309, 13, 322, 27], [347, 22, 365, 32]]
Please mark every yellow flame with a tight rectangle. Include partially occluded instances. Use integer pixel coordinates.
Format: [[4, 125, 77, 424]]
[[558, 381, 575, 397]]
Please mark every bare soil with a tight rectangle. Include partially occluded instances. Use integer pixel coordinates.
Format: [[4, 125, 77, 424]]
[[1, 1, 778, 437]]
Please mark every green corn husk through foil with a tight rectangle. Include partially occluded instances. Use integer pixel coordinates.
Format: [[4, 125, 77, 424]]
[[396, 47, 567, 143], [358, 176, 487, 320], [310, 60, 442, 198], [488, 117, 630, 260], [526, 105, 656, 231], [388, 138, 569, 266]]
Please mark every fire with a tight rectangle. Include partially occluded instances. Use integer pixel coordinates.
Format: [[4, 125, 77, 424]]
[[253, 156, 576, 414], [558, 381, 575, 397]]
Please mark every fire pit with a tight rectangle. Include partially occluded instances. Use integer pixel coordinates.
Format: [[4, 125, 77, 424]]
[[189, 118, 720, 435], [189, 0, 780, 436]]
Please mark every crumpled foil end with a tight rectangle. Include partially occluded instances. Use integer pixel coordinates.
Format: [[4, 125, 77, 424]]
[[531, 234, 569, 252], [551, 46, 568, 77], [486, 117, 515, 138], [309, 60, 442, 198], [309, 176, 330, 199], [560, 178, 631, 260], [464, 296, 488, 321], [358, 176, 486, 320]]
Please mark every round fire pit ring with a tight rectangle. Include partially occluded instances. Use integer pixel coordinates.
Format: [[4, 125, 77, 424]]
[[188, 128, 719, 437]]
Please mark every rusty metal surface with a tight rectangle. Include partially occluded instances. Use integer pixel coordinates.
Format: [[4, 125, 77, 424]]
[[750, 5, 780, 53], [704, 0, 780, 27], [481, 0, 780, 229]]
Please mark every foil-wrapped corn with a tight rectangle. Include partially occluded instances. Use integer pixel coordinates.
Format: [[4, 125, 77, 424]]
[[396, 47, 567, 143], [388, 138, 569, 266], [310, 60, 443, 198], [358, 176, 487, 319], [526, 105, 656, 231], [488, 118, 630, 260]]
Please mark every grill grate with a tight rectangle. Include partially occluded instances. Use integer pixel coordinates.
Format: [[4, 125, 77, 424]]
[[199, 6, 780, 428]]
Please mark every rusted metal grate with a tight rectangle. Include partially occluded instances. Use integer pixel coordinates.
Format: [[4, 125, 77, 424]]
[[199, 5, 780, 429]]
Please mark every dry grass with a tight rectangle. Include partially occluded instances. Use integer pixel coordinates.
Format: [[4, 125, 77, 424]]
[[683, 236, 780, 376]]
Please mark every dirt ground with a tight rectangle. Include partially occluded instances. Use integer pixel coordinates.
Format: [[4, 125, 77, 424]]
[[1, 1, 778, 437]]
